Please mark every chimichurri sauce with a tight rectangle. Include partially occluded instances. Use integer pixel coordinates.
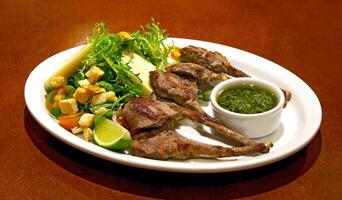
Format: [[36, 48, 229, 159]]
[[217, 85, 277, 114]]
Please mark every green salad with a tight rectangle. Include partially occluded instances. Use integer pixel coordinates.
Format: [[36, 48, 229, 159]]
[[44, 19, 175, 150]]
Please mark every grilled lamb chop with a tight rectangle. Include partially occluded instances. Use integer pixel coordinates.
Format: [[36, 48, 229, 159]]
[[149, 71, 205, 114], [180, 45, 249, 77], [132, 129, 268, 160], [120, 97, 271, 155], [166, 63, 228, 84], [149, 71, 197, 105], [121, 96, 180, 134]]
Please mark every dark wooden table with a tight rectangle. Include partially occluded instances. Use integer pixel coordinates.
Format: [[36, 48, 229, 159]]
[[1, 0, 341, 199]]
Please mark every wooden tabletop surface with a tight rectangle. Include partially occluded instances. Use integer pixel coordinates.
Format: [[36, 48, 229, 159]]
[[1, 0, 341, 199]]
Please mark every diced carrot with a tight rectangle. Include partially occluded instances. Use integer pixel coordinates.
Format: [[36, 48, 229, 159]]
[[171, 47, 181, 61], [56, 87, 65, 95], [58, 112, 84, 131]]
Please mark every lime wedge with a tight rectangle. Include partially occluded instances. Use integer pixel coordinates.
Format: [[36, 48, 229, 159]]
[[94, 117, 132, 150]]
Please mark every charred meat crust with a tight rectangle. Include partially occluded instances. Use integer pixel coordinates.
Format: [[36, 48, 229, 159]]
[[122, 97, 179, 133], [149, 71, 198, 105], [150, 70, 210, 115], [180, 45, 249, 77], [166, 63, 228, 83]]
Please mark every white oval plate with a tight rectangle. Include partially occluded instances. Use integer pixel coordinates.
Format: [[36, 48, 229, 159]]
[[24, 38, 322, 173]]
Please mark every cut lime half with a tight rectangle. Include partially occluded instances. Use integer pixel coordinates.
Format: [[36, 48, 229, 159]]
[[94, 117, 132, 150]]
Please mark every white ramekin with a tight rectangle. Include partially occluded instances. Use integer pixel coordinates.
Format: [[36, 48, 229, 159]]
[[210, 78, 285, 138]]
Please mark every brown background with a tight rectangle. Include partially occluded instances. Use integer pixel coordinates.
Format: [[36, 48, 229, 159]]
[[1, 0, 341, 199]]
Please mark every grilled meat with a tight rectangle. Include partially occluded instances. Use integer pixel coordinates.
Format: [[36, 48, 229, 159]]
[[166, 63, 228, 84], [149, 71, 206, 115], [121, 96, 180, 133], [180, 45, 249, 77], [120, 97, 271, 156], [132, 129, 268, 160], [149, 71, 198, 105]]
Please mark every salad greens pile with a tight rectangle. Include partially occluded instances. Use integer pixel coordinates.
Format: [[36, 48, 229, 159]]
[[127, 21, 172, 71], [64, 19, 173, 117]]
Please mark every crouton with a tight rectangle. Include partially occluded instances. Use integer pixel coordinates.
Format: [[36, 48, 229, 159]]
[[58, 98, 78, 114], [78, 79, 91, 87], [71, 127, 83, 134], [83, 127, 93, 141], [106, 91, 118, 102], [91, 92, 107, 105], [86, 66, 104, 84], [50, 76, 66, 88], [78, 113, 95, 127], [87, 86, 106, 95], [94, 107, 108, 115], [73, 87, 91, 104]]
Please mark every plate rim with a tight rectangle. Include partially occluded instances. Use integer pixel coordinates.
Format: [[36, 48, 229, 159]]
[[24, 38, 322, 173]]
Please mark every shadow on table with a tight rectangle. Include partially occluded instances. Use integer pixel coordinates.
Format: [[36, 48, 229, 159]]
[[24, 108, 321, 199]]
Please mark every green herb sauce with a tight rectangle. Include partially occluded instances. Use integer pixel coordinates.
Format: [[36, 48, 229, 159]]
[[217, 84, 277, 114]]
